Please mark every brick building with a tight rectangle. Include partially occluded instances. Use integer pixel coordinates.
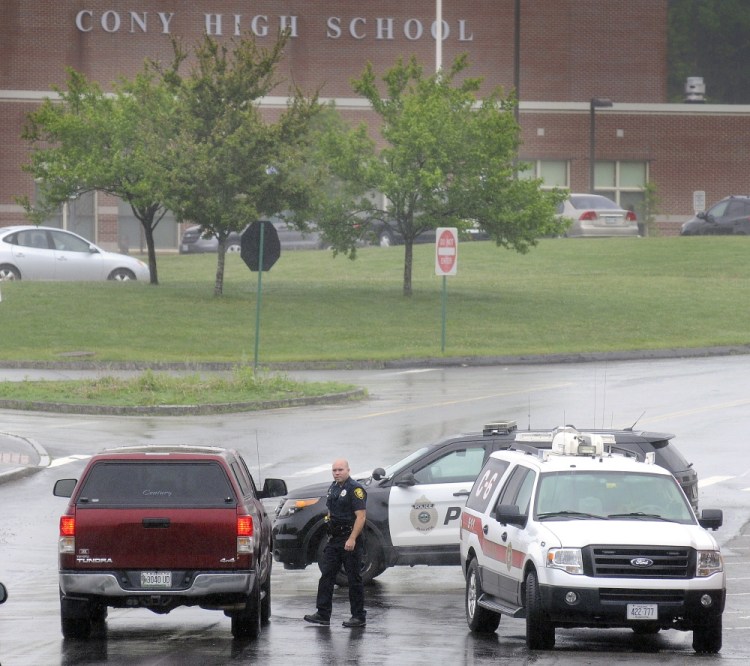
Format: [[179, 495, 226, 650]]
[[1, 1, 748, 248]]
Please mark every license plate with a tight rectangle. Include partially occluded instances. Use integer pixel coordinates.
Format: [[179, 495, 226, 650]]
[[627, 603, 657, 620], [140, 571, 171, 588], [603, 216, 620, 225]]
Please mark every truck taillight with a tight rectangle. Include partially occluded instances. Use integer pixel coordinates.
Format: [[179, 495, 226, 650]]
[[237, 516, 253, 537], [59, 516, 75, 554], [237, 515, 254, 554]]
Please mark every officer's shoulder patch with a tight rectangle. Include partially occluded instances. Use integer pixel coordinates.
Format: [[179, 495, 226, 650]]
[[354, 487, 365, 500]]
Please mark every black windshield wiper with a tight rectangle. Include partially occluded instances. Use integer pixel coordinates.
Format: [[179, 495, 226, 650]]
[[537, 510, 606, 520], [607, 512, 672, 521]]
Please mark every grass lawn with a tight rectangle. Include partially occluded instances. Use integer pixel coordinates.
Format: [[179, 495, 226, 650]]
[[1, 236, 748, 365]]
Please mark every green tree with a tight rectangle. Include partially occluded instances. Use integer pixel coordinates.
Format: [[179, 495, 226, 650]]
[[19, 68, 175, 285], [307, 55, 567, 297], [156, 32, 321, 296]]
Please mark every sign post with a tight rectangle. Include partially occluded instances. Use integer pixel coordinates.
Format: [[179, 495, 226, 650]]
[[241, 221, 281, 371], [435, 227, 458, 352]]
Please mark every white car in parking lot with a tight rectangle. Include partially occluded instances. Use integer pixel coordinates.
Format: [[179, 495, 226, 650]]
[[0, 226, 149, 281]]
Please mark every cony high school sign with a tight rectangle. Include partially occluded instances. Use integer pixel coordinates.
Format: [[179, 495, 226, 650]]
[[74, 10, 475, 42]]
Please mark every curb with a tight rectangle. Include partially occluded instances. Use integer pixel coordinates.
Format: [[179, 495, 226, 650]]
[[0, 388, 366, 416], [0, 432, 50, 482]]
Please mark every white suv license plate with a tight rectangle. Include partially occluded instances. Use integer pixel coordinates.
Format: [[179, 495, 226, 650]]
[[141, 571, 172, 588], [627, 603, 657, 620]]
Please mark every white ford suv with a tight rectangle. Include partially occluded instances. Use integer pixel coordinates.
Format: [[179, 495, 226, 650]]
[[459, 426, 725, 653]]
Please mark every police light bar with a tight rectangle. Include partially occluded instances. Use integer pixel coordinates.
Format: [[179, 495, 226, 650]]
[[483, 421, 518, 436]]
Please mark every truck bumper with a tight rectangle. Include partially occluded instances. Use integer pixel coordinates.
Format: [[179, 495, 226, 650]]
[[539, 583, 725, 629], [60, 570, 256, 597]]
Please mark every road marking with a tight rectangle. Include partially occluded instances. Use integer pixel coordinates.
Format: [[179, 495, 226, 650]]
[[49, 454, 91, 468], [288, 464, 331, 478], [698, 475, 734, 488]]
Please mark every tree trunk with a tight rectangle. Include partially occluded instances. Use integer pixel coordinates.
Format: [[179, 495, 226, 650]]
[[214, 240, 226, 297], [140, 218, 159, 285], [402, 240, 413, 297]]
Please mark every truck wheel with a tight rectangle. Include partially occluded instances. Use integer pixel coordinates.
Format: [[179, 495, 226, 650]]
[[231, 579, 262, 640], [465, 559, 500, 633], [692, 616, 722, 654], [525, 571, 555, 650], [260, 569, 272, 625]]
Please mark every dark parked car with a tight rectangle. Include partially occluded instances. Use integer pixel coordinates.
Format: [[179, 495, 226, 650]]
[[180, 220, 327, 254], [680, 195, 750, 236], [272, 420, 698, 585]]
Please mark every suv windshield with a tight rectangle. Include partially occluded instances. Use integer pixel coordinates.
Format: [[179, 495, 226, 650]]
[[535, 471, 693, 523], [77, 461, 236, 508]]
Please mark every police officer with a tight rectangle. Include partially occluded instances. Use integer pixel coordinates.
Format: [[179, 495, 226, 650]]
[[304, 458, 367, 628]]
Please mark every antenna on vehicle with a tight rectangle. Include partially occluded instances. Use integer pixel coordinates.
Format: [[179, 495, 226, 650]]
[[527, 396, 531, 430], [625, 411, 646, 431], [601, 364, 608, 430]]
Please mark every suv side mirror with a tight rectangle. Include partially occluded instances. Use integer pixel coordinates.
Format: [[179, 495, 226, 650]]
[[395, 472, 417, 487], [53, 479, 77, 498], [372, 467, 386, 481], [495, 504, 526, 527], [698, 508, 723, 531], [259, 478, 287, 499], [0, 582, 7, 604]]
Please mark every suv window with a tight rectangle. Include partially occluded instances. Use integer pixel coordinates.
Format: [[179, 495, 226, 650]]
[[466, 459, 510, 513], [77, 461, 237, 508], [493, 465, 536, 516], [412, 446, 486, 484]]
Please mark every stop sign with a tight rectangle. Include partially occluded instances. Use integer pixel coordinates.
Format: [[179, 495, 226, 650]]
[[241, 221, 281, 272], [435, 227, 458, 276]]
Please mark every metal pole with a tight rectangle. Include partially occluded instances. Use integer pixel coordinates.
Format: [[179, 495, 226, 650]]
[[514, 0, 520, 123], [253, 223, 265, 372], [589, 100, 596, 193], [441, 275, 447, 353], [436, 0, 442, 73]]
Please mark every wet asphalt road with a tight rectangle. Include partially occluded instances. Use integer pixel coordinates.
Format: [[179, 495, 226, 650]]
[[0, 356, 749, 664]]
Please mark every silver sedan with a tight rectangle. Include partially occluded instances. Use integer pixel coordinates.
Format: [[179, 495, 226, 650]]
[[559, 194, 639, 237], [0, 226, 150, 281]]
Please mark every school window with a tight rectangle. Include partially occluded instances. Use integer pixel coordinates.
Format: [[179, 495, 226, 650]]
[[518, 160, 569, 189], [594, 161, 648, 212]]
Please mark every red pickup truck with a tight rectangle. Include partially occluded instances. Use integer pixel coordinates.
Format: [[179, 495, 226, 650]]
[[53, 445, 286, 639]]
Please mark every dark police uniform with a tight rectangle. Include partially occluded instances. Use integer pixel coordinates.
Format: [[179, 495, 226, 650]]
[[314, 476, 367, 622]]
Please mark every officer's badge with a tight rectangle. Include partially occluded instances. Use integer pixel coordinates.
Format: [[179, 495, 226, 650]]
[[409, 496, 438, 533], [354, 487, 365, 500]]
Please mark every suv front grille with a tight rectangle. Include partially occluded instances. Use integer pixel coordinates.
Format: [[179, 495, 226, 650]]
[[599, 588, 686, 604], [584, 546, 693, 578]]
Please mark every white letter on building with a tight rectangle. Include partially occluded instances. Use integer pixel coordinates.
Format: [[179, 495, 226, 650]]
[[101, 11, 121, 33], [459, 20, 474, 42], [326, 17, 342, 39], [404, 19, 423, 41], [251, 16, 268, 37], [76, 10, 93, 32], [431, 20, 449, 40], [130, 12, 147, 34], [349, 17, 366, 40], [280, 16, 298, 37], [376, 18, 394, 40], [158, 12, 174, 34], [205, 14, 222, 36]]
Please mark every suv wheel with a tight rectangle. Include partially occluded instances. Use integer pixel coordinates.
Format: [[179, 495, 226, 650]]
[[692, 616, 722, 654], [465, 559, 501, 633], [525, 571, 555, 650], [231, 579, 262, 640]]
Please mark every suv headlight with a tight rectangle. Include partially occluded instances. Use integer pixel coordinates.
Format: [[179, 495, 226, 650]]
[[276, 497, 321, 519], [696, 550, 723, 577], [547, 548, 584, 575]]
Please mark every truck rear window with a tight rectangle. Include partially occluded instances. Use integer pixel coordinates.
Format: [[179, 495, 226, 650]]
[[76, 461, 236, 508]]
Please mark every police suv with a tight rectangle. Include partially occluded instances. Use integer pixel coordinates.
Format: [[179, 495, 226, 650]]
[[272, 421, 698, 585], [460, 427, 725, 653]]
